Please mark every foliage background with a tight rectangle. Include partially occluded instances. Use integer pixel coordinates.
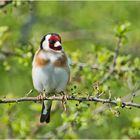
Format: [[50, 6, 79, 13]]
[[0, 1, 140, 139]]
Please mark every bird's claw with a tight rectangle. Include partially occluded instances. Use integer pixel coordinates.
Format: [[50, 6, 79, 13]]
[[37, 93, 45, 101], [62, 94, 67, 111]]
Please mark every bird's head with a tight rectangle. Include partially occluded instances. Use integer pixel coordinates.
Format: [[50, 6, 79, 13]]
[[40, 33, 62, 51]]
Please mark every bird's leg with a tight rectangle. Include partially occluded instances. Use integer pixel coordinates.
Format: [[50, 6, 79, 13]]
[[59, 91, 64, 96], [61, 91, 67, 111], [37, 93, 44, 101], [37, 91, 46, 101]]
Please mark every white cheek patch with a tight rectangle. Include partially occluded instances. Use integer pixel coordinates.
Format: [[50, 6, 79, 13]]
[[42, 34, 51, 50], [45, 34, 51, 41], [42, 40, 49, 48]]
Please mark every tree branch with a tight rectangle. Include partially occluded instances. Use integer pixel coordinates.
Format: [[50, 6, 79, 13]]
[[99, 37, 122, 85], [0, 95, 140, 108], [0, 50, 22, 57]]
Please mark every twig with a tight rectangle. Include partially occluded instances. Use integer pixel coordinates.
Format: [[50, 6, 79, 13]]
[[72, 62, 137, 72], [99, 37, 122, 85], [0, 95, 139, 108], [0, 50, 23, 57], [122, 89, 140, 102], [25, 89, 33, 97], [112, 37, 122, 68], [72, 62, 102, 71]]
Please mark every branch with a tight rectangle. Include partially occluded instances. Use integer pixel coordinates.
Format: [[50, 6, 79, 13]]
[[0, 95, 140, 108], [0, 50, 22, 57], [112, 37, 122, 68], [99, 37, 122, 85]]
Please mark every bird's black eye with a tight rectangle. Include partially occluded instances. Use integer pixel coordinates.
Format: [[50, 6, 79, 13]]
[[49, 40, 55, 44]]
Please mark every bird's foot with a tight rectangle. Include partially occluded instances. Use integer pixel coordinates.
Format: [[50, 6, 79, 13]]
[[60, 91, 65, 96], [62, 93, 67, 111], [37, 93, 45, 101]]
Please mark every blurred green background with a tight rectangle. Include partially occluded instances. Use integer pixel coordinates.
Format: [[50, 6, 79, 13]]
[[0, 1, 140, 139]]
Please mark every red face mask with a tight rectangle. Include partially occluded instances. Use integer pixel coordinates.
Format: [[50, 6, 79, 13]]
[[49, 35, 62, 51]]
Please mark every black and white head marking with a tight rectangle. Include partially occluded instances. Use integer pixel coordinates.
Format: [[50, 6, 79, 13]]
[[40, 33, 62, 51]]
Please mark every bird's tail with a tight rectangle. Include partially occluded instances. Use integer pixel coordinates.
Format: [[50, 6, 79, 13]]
[[40, 100, 52, 123]]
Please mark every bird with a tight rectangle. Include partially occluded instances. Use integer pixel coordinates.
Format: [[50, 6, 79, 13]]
[[32, 33, 70, 123]]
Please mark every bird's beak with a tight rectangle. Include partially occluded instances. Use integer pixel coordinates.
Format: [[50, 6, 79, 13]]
[[54, 41, 62, 48]]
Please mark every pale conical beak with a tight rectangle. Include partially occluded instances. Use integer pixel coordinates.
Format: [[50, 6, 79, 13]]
[[54, 41, 62, 48]]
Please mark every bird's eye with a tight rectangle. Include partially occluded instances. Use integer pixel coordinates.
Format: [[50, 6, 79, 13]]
[[49, 40, 55, 44]]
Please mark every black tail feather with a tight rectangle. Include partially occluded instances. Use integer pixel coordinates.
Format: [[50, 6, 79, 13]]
[[45, 112, 50, 123], [40, 101, 51, 123], [40, 113, 50, 123]]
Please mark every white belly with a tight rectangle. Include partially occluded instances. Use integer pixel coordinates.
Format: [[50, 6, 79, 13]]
[[32, 64, 69, 93]]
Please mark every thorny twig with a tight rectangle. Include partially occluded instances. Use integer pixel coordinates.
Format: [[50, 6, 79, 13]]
[[99, 37, 122, 85], [0, 50, 23, 57], [0, 95, 140, 108]]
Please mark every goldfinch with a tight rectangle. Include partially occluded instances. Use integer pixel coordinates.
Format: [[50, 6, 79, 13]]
[[32, 33, 70, 123]]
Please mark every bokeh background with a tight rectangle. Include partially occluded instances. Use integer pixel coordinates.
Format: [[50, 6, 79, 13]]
[[0, 1, 140, 139]]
